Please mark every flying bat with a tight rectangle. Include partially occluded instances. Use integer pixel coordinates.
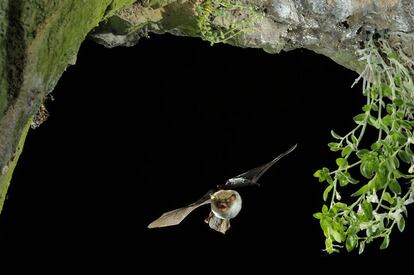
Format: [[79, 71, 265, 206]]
[[148, 144, 297, 234]]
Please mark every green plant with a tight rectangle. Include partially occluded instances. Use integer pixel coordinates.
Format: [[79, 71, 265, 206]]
[[194, 0, 261, 45], [314, 34, 414, 254]]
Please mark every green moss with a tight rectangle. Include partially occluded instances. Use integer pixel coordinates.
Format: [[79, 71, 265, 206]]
[[94, 1, 200, 40], [161, 2, 199, 36], [0, 0, 135, 119], [104, 0, 137, 18], [0, 117, 31, 213], [0, 0, 136, 214], [31, 0, 136, 93], [145, 0, 177, 9], [0, 1, 8, 116]]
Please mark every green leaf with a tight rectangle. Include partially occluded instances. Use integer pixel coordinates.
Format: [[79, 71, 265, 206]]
[[358, 241, 366, 254], [326, 175, 334, 185], [325, 238, 334, 254], [399, 120, 412, 130], [313, 212, 323, 219], [362, 104, 371, 112], [323, 185, 333, 201], [330, 130, 342, 139], [392, 131, 406, 144], [333, 202, 348, 210], [369, 173, 386, 190], [322, 204, 328, 213], [356, 149, 370, 159], [336, 172, 349, 187], [351, 134, 358, 145], [398, 216, 405, 232], [336, 158, 348, 168], [370, 141, 382, 151], [330, 228, 343, 243], [382, 192, 394, 204], [392, 155, 400, 169], [385, 158, 396, 172], [360, 158, 377, 179], [351, 184, 370, 197], [353, 113, 367, 125], [386, 103, 394, 114], [362, 201, 373, 220], [398, 150, 411, 164], [344, 171, 359, 184], [394, 99, 404, 107], [368, 116, 380, 129], [382, 85, 392, 97], [320, 218, 330, 237], [389, 179, 402, 194], [341, 145, 353, 157], [328, 142, 341, 152], [379, 122, 390, 133], [313, 169, 322, 179], [314, 167, 330, 182], [346, 234, 357, 252], [381, 114, 393, 126], [380, 236, 390, 249]]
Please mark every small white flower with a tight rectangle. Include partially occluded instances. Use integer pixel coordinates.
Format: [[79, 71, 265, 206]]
[[367, 192, 379, 203], [408, 137, 414, 144], [335, 192, 341, 201], [373, 211, 384, 221], [404, 193, 414, 205], [389, 209, 403, 221], [409, 164, 414, 174], [357, 204, 364, 215]]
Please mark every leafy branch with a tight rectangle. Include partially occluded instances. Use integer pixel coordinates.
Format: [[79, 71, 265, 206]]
[[194, 0, 262, 45], [314, 33, 414, 254]]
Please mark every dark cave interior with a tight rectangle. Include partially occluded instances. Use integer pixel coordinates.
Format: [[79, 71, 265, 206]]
[[0, 33, 412, 268]]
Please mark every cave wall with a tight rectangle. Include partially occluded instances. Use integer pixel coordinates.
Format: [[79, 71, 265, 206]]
[[0, 0, 135, 213]]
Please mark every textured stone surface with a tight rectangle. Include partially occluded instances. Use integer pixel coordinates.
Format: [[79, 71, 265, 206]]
[[92, 0, 414, 72], [0, 0, 135, 213]]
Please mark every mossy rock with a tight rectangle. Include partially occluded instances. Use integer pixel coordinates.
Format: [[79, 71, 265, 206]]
[[0, 0, 136, 213]]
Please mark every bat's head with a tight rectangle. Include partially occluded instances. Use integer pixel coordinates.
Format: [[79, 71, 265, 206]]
[[210, 190, 242, 220]]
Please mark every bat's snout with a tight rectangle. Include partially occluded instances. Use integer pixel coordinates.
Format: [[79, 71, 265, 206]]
[[218, 202, 228, 211]]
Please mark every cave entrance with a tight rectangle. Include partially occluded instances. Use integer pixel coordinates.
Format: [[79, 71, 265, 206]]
[[1, 34, 364, 260]]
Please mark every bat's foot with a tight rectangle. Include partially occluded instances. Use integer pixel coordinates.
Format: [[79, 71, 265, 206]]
[[204, 211, 214, 224], [205, 212, 230, 234]]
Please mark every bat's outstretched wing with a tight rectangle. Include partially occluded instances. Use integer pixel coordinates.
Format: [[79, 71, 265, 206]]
[[219, 144, 297, 189], [148, 190, 213, 229]]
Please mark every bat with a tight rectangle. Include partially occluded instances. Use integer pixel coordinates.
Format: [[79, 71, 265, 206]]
[[148, 144, 297, 234]]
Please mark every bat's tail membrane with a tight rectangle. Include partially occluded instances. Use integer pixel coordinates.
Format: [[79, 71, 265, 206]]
[[253, 144, 297, 182], [205, 212, 230, 234]]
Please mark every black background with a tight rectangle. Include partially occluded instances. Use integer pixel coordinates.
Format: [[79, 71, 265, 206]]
[[0, 34, 412, 269]]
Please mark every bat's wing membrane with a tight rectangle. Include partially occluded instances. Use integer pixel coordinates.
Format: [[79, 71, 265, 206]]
[[221, 144, 297, 189], [148, 190, 213, 229]]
